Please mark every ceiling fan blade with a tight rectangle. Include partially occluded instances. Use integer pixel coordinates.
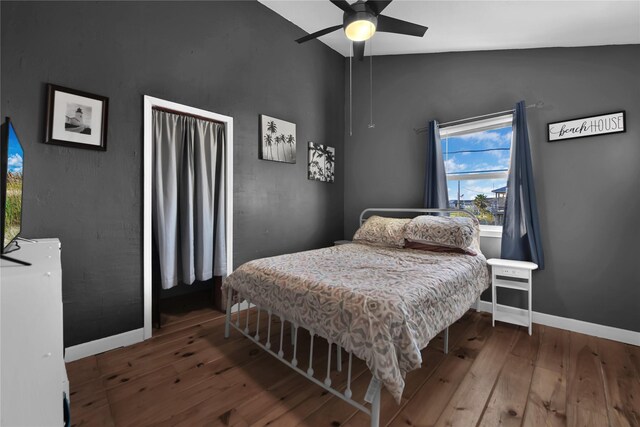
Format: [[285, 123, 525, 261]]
[[295, 24, 343, 43], [330, 0, 353, 12], [377, 15, 428, 37], [367, 0, 393, 15], [353, 41, 365, 61]]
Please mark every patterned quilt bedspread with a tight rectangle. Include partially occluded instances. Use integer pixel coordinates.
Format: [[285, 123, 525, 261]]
[[223, 242, 489, 403]]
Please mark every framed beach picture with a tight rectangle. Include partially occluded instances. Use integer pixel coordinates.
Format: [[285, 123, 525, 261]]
[[259, 115, 296, 163], [45, 84, 109, 151]]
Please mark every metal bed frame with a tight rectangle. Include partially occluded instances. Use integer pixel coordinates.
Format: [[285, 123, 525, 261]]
[[224, 208, 479, 427]]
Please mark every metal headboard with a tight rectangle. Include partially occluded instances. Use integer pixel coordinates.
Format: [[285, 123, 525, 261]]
[[359, 208, 479, 226]]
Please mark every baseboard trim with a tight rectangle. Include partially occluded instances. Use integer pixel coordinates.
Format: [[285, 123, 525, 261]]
[[64, 328, 145, 362], [476, 300, 640, 346], [64, 302, 638, 363]]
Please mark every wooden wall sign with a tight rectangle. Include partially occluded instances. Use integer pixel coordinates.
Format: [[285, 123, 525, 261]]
[[547, 111, 625, 142]]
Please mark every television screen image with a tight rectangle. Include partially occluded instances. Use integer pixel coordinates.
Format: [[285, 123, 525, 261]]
[[1, 119, 24, 250]]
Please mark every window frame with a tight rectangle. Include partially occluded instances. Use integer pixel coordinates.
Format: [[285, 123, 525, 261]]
[[440, 113, 513, 236]]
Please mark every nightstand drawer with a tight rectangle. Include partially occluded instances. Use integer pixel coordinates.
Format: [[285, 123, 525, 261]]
[[493, 266, 530, 279]]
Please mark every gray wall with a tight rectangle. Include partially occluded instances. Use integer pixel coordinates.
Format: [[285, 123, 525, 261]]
[[1, 1, 345, 347], [3, 0, 637, 346], [344, 45, 640, 332]]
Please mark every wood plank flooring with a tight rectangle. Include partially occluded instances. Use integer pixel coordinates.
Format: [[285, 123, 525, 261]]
[[67, 307, 640, 426]]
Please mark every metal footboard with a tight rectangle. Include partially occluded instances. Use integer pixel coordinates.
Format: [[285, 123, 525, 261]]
[[225, 290, 450, 427], [225, 290, 383, 426]]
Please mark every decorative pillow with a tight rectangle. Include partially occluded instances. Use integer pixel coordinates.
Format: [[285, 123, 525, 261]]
[[404, 215, 476, 250], [353, 216, 410, 248], [404, 240, 477, 256]]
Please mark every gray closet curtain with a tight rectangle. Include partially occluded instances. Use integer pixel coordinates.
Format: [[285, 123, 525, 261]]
[[423, 120, 449, 208], [501, 101, 545, 269], [152, 109, 227, 289]]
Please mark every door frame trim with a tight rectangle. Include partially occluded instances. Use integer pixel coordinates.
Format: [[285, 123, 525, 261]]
[[142, 95, 233, 339]]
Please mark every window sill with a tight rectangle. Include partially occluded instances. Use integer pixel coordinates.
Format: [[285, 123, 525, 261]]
[[480, 225, 503, 238]]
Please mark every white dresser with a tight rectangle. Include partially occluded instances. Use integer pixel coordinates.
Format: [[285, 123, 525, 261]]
[[1, 239, 68, 426]]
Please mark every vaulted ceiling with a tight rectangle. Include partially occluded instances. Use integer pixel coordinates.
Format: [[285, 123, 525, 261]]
[[259, 0, 640, 57]]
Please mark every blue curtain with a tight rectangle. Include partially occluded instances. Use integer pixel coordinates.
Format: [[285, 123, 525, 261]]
[[501, 101, 545, 269], [423, 120, 449, 208]]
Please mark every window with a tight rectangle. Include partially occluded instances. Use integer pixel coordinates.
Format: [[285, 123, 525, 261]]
[[441, 115, 513, 226]]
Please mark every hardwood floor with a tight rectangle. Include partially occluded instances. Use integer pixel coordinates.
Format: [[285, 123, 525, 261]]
[[156, 289, 219, 330], [66, 308, 640, 426]]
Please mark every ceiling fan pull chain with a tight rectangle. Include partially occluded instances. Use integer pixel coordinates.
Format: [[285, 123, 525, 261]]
[[350, 40, 353, 136], [369, 37, 375, 129]]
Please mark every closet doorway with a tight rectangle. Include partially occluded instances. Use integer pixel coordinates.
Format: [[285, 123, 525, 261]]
[[143, 96, 233, 339]]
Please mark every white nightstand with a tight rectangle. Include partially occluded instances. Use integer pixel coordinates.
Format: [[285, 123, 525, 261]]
[[487, 258, 538, 335]]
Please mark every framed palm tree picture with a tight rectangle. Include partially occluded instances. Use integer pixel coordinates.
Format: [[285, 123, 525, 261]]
[[259, 115, 296, 163], [308, 142, 335, 183]]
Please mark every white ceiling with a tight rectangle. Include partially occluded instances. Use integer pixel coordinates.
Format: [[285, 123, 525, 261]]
[[259, 0, 640, 56]]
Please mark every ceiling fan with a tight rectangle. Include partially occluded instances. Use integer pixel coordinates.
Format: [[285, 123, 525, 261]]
[[295, 0, 428, 61]]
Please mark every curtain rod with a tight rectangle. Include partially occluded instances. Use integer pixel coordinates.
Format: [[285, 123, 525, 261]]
[[413, 101, 544, 134], [152, 106, 225, 125]]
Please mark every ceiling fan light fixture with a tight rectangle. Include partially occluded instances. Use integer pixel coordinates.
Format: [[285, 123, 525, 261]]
[[344, 12, 377, 41]]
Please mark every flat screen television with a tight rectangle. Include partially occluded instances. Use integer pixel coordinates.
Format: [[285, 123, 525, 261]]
[[1, 117, 30, 265]]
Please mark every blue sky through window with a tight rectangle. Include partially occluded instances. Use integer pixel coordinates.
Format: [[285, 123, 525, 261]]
[[442, 126, 511, 201]]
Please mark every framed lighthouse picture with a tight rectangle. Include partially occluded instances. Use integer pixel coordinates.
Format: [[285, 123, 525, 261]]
[[45, 84, 109, 151]]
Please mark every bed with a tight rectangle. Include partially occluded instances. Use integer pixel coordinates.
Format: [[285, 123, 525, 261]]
[[223, 208, 490, 426]]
